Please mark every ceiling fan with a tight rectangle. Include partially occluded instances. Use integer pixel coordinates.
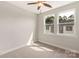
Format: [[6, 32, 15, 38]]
[[27, 1, 52, 10]]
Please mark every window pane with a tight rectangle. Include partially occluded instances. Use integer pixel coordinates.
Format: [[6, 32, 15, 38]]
[[44, 15, 55, 33], [58, 10, 75, 35]]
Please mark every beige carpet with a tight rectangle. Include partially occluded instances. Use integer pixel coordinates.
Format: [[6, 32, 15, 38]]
[[0, 41, 79, 58]]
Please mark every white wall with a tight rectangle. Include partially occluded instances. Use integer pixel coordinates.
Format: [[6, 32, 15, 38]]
[[0, 1, 36, 53], [37, 2, 79, 53]]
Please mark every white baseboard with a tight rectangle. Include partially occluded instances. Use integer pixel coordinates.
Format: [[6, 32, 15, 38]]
[[0, 41, 79, 56], [0, 44, 26, 56], [39, 40, 79, 54]]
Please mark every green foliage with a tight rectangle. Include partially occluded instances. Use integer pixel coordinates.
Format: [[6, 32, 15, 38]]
[[45, 16, 54, 24]]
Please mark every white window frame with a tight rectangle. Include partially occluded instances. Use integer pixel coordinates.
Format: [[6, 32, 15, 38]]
[[44, 14, 55, 35], [57, 9, 76, 36]]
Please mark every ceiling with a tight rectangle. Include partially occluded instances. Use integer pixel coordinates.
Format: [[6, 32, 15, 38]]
[[8, 1, 74, 14]]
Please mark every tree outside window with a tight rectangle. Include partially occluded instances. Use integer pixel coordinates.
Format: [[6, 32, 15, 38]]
[[45, 16, 55, 33], [58, 10, 75, 35]]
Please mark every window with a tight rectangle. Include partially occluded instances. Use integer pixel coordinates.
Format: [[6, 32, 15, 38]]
[[44, 15, 55, 34], [44, 9, 75, 36], [57, 9, 75, 35]]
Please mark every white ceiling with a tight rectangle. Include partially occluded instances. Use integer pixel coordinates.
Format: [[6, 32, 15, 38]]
[[8, 1, 74, 14]]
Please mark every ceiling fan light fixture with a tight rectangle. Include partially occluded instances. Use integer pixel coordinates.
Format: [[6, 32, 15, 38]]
[[38, 2, 43, 7]]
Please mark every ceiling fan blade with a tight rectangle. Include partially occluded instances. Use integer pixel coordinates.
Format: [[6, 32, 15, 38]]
[[27, 2, 38, 5], [37, 6, 41, 10], [43, 3, 52, 8]]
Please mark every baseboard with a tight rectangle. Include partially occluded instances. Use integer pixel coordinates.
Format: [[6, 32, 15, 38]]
[[0, 44, 26, 56], [38, 40, 79, 54], [0, 41, 79, 56]]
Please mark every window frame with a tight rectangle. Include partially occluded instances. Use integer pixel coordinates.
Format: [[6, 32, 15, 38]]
[[44, 14, 55, 35], [57, 9, 76, 36]]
